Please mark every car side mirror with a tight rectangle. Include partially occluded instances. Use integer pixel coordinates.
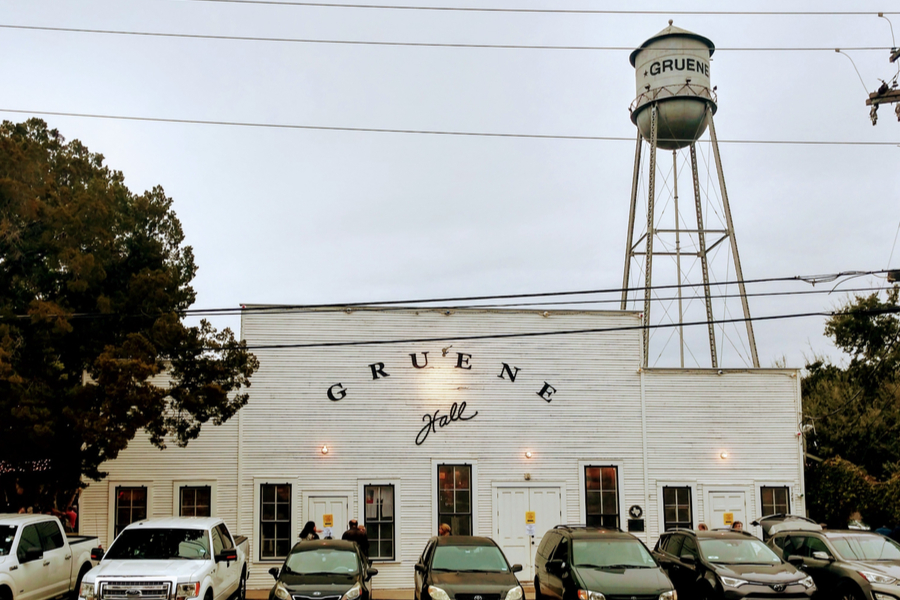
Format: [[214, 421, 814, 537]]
[[511, 564, 523, 574], [216, 549, 238, 563], [812, 551, 833, 562], [787, 555, 804, 568], [546, 559, 565, 574], [268, 567, 280, 579], [24, 546, 43, 562], [91, 547, 105, 561], [366, 568, 378, 581]]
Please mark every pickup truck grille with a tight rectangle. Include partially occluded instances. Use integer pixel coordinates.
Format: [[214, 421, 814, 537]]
[[100, 581, 172, 600]]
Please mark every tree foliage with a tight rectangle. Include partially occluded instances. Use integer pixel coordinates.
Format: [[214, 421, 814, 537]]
[[803, 285, 900, 524], [0, 119, 258, 509]]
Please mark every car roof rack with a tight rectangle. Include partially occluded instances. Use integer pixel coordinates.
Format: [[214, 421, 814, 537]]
[[553, 524, 620, 532]]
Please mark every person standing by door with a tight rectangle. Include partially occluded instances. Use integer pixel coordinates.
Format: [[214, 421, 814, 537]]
[[342, 519, 370, 559]]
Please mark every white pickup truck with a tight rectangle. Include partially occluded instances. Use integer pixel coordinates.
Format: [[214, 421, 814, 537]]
[[80, 518, 248, 600], [0, 513, 98, 600]]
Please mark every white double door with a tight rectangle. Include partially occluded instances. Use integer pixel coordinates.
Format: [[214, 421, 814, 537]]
[[495, 487, 562, 582], [308, 495, 349, 539], [706, 490, 747, 529]]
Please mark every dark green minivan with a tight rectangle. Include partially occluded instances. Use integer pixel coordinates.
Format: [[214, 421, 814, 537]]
[[534, 525, 676, 600]]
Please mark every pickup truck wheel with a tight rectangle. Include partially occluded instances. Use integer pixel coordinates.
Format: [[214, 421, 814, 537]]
[[72, 564, 91, 600], [235, 569, 247, 600], [1, 584, 12, 600]]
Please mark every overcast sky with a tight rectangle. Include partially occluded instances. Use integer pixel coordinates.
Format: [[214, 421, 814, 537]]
[[2, 0, 898, 369]]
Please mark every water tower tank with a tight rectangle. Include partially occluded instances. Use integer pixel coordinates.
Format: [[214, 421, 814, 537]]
[[630, 22, 717, 149]]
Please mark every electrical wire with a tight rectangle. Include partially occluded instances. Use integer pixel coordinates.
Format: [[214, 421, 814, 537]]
[[1, 108, 897, 146], [0, 24, 891, 52], [234, 305, 900, 350], [180, 1, 900, 17]]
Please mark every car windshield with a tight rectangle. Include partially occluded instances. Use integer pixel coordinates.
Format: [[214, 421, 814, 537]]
[[699, 538, 781, 565], [284, 548, 359, 575], [830, 535, 900, 561], [432, 545, 510, 573], [573, 539, 657, 569], [105, 528, 211, 560], [0, 526, 16, 556]]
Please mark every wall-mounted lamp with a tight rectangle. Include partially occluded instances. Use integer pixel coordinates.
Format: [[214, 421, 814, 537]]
[[321, 445, 329, 455], [525, 451, 533, 459], [720, 451, 729, 460]]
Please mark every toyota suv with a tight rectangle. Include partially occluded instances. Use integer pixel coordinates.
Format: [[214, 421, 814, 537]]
[[534, 525, 675, 600]]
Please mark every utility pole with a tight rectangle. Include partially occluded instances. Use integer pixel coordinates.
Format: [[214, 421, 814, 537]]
[[865, 41, 900, 124]]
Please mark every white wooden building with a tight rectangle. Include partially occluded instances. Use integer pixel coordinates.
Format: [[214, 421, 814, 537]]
[[78, 307, 805, 592]]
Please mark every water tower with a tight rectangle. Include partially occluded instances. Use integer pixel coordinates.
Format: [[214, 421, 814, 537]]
[[621, 22, 759, 368]]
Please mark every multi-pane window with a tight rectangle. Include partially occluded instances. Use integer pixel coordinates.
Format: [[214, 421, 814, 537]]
[[364, 485, 395, 561], [585, 466, 619, 528], [438, 465, 472, 536], [663, 487, 693, 531], [180, 486, 212, 517], [115, 486, 147, 537], [761, 486, 790, 516], [260, 483, 291, 560]]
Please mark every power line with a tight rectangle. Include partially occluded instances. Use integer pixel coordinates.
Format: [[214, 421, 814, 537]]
[[0, 24, 890, 52], [2, 109, 897, 146], [235, 306, 900, 350], [182, 1, 900, 17]]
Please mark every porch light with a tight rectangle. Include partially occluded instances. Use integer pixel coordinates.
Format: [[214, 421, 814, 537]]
[[525, 451, 533, 459], [322, 445, 329, 455], [720, 451, 729, 459]]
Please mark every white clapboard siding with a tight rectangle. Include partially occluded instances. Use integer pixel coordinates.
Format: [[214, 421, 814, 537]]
[[79, 307, 803, 592]]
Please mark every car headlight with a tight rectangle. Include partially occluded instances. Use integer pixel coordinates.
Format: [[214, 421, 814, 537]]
[[341, 584, 362, 600], [505, 587, 523, 600], [177, 583, 202, 600], [273, 583, 292, 600], [658, 591, 677, 600], [429, 586, 451, 600], [80, 582, 95, 600], [576, 591, 606, 600], [797, 576, 815, 589], [719, 576, 748, 588], [859, 571, 898, 585]]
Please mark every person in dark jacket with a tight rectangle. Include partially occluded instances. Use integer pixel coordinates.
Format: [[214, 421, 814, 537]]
[[341, 519, 369, 558]]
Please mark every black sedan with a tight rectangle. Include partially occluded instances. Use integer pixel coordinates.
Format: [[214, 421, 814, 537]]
[[414, 536, 524, 600], [269, 539, 378, 600]]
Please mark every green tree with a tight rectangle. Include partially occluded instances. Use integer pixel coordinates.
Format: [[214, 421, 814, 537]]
[[0, 119, 258, 510], [803, 285, 900, 525]]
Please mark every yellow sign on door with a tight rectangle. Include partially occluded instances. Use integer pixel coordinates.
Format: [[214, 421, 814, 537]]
[[723, 512, 734, 526], [525, 511, 536, 525], [323, 514, 334, 528]]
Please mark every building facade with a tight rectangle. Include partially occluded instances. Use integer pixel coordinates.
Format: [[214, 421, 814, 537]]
[[78, 307, 805, 592]]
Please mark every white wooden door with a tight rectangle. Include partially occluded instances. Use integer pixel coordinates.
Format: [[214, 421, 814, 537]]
[[706, 491, 747, 530], [496, 487, 562, 581], [308, 496, 348, 539]]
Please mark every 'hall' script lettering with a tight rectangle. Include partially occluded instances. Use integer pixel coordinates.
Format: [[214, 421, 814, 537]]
[[416, 401, 478, 445]]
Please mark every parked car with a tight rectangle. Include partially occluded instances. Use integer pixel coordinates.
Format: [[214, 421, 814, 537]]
[[767, 528, 900, 600], [414, 536, 523, 600], [0, 513, 98, 600], [534, 524, 675, 600], [82, 517, 248, 600], [268, 539, 377, 600], [653, 529, 816, 599]]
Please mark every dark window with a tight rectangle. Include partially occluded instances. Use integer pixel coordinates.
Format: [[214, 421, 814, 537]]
[[681, 535, 698, 559], [438, 465, 472, 536], [665, 534, 684, 558], [180, 486, 212, 517], [585, 466, 619, 528], [550, 536, 569, 562], [663, 487, 693, 531], [36, 521, 64, 551], [772, 535, 786, 550], [364, 485, 395, 561], [211, 527, 225, 556], [260, 483, 291, 560], [537, 532, 558, 558], [115, 487, 148, 537], [215, 524, 234, 550], [760, 487, 790, 516], [16, 524, 42, 562]]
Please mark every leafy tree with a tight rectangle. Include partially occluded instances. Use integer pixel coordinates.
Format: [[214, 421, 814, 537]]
[[0, 119, 258, 510], [803, 285, 900, 524]]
